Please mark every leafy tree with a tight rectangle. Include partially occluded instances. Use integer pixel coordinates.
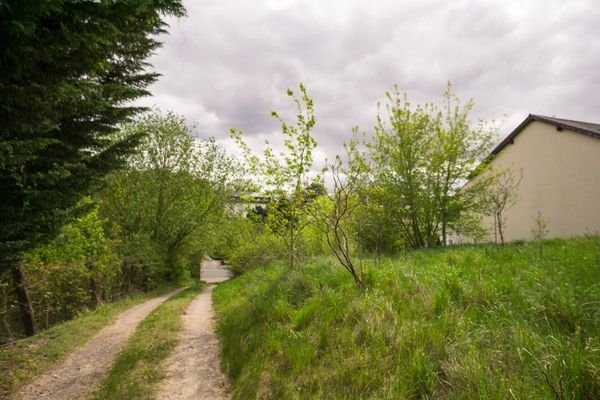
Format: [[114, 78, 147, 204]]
[[369, 84, 493, 249], [217, 216, 286, 276], [371, 91, 438, 248], [341, 133, 401, 261], [231, 83, 318, 269], [430, 86, 495, 245], [0, 0, 184, 335], [446, 210, 489, 244], [354, 184, 393, 261], [99, 112, 235, 284]]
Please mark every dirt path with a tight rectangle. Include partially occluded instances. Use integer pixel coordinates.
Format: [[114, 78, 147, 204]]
[[157, 261, 231, 399], [13, 288, 183, 400], [200, 257, 232, 283]]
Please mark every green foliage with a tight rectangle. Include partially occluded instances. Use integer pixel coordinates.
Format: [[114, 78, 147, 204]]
[[98, 111, 235, 285], [214, 238, 600, 399], [0, 201, 121, 340], [447, 209, 490, 244], [228, 232, 286, 276], [212, 216, 286, 276], [0, 0, 185, 338], [93, 285, 203, 400], [0, 0, 185, 262], [1, 110, 234, 340], [369, 84, 494, 249], [353, 184, 403, 256], [231, 83, 318, 268], [299, 219, 329, 257]]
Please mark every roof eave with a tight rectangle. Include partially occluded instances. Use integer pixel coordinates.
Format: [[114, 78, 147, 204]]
[[491, 114, 600, 156], [490, 114, 536, 155]]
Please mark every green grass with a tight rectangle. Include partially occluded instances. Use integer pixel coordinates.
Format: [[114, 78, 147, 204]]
[[93, 284, 204, 400], [0, 288, 175, 399], [213, 237, 600, 399]]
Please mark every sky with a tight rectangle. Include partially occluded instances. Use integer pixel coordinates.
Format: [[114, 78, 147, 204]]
[[139, 0, 600, 164]]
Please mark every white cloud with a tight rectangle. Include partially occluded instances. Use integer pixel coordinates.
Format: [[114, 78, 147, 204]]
[[141, 0, 600, 161]]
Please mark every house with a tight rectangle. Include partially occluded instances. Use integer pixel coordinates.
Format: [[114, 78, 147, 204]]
[[228, 192, 270, 217], [472, 114, 600, 242]]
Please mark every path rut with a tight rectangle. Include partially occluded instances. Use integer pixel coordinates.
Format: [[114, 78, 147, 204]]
[[156, 260, 230, 399], [13, 288, 183, 400]]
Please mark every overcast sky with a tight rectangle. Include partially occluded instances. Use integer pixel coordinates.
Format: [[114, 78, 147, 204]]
[[139, 0, 600, 163]]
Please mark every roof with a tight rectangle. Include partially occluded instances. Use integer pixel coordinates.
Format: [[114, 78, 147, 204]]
[[491, 114, 600, 155], [230, 192, 270, 203]]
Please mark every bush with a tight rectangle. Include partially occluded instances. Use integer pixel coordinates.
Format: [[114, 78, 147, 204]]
[[228, 231, 286, 276], [210, 215, 288, 276], [1, 205, 122, 341]]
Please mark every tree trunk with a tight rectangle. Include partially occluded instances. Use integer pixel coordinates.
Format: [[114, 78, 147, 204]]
[[9, 257, 37, 336], [493, 214, 498, 245], [122, 256, 134, 294], [89, 276, 100, 307], [352, 269, 366, 290], [442, 220, 447, 246], [498, 213, 505, 246], [2, 313, 13, 340], [289, 222, 295, 269], [411, 214, 423, 248], [86, 259, 101, 307]]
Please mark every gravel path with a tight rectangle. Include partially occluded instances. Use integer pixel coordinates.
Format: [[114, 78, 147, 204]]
[[13, 288, 183, 400], [200, 258, 232, 283], [156, 260, 231, 400]]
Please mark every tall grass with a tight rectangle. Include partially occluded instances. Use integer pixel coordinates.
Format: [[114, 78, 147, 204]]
[[214, 237, 600, 399]]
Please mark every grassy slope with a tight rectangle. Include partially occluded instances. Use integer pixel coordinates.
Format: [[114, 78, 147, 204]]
[[93, 284, 204, 400], [214, 237, 600, 399], [0, 288, 175, 398]]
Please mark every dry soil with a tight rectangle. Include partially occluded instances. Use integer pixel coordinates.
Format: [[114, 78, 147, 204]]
[[156, 285, 230, 400], [13, 288, 183, 400]]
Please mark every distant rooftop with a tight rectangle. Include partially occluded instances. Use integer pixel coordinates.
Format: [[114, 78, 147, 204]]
[[492, 114, 600, 155], [230, 192, 270, 203]]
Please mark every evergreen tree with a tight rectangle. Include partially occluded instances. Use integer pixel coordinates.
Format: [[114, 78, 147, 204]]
[[0, 0, 184, 335]]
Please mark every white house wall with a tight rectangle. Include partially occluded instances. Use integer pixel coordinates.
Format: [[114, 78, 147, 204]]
[[483, 121, 600, 241]]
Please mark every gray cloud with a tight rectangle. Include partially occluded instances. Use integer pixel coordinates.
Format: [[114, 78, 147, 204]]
[[139, 0, 600, 163]]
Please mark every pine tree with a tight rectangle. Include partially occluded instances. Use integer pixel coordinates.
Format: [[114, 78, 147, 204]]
[[0, 0, 184, 335]]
